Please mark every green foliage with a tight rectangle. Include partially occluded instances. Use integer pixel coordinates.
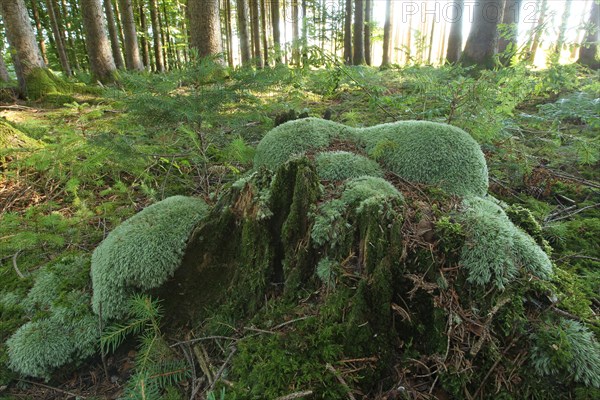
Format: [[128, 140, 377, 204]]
[[458, 197, 552, 289], [362, 121, 489, 196], [91, 196, 209, 320], [530, 319, 600, 388], [539, 92, 600, 129], [315, 151, 383, 181]]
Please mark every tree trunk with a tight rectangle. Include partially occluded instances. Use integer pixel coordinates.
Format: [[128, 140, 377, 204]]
[[30, 0, 48, 65], [461, 0, 503, 68], [291, 0, 299, 64], [343, 0, 352, 65], [113, 0, 125, 49], [46, 0, 73, 75], [260, 0, 269, 66], [66, 0, 84, 70], [270, 0, 281, 63], [381, 0, 391, 67], [138, 1, 151, 68], [118, 0, 143, 70], [103, 0, 124, 69], [237, 0, 251, 65], [188, 0, 223, 59], [224, 0, 234, 67], [554, 0, 572, 58], [149, 0, 164, 71], [446, 0, 463, 63], [578, 0, 600, 69], [363, 0, 371, 65], [352, 0, 364, 65], [527, 0, 548, 63], [80, 0, 117, 83], [0, 0, 50, 96], [0, 37, 10, 82], [498, 0, 521, 65], [249, 0, 263, 66]]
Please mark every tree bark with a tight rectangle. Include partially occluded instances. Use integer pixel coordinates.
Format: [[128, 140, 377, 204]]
[[0, 0, 47, 93], [498, 0, 521, 65], [446, 0, 463, 63], [527, 0, 548, 63], [363, 0, 371, 65], [137, 0, 151, 68], [578, 0, 600, 69], [0, 36, 10, 82], [270, 0, 281, 62], [30, 0, 48, 65], [461, 0, 503, 68], [66, 0, 84, 70], [237, 0, 251, 65], [381, 0, 391, 67], [554, 0, 572, 58], [80, 0, 117, 83], [352, 0, 364, 65], [260, 0, 269, 66], [343, 0, 352, 65], [188, 0, 223, 60], [291, 0, 299, 64], [149, 0, 164, 71], [118, 0, 143, 70], [104, 0, 124, 69], [46, 0, 73, 75]]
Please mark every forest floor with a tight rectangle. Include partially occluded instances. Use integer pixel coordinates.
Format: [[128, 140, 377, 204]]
[[0, 61, 599, 399]]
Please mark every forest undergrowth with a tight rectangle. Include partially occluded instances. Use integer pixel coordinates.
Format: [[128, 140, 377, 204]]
[[0, 59, 599, 399]]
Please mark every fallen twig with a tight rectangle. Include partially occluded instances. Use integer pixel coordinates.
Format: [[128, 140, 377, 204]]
[[12, 250, 25, 279], [170, 335, 238, 348], [203, 347, 237, 396], [555, 254, 600, 264], [547, 203, 600, 223], [18, 379, 86, 399], [326, 363, 357, 400], [275, 390, 314, 400]]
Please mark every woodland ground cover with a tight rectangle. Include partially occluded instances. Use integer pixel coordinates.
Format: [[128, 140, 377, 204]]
[[0, 61, 598, 399]]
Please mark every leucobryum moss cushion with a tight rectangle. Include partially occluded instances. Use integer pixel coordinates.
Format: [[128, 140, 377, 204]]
[[91, 196, 209, 320]]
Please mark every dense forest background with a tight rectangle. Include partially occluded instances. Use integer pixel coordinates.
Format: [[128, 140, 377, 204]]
[[0, 0, 599, 399]]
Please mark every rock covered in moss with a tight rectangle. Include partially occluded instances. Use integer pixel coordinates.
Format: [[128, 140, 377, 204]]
[[91, 196, 209, 319], [315, 151, 383, 181]]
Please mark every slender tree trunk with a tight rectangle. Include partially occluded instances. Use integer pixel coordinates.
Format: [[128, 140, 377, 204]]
[[113, 0, 125, 48], [118, 0, 143, 70], [188, 0, 223, 59], [149, 0, 164, 71], [158, 1, 169, 70], [461, 0, 503, 68], [162, 1, 176, 69], [291, 0, 299, 64], [46, 0, 73, 75], [527, 0, 548, 63], [30, 0, 48, 65], [137, 1, 150, 68], [446, 0, 463, 63], [237, 0, 251, 65], [0, 35, 11, 82], [498, 0, 521, 65], [66, 0, 83, 70], [103, 0, 124, 69], [301, 0, 307, 65], [578, 0, 600, 69], [554, 0, 572, 58], [427, 12, 435, 64], [381, 0, 392, 67], [224, 0, 234, 67], [364, 0, 371, 65], [343, 0, 352, 65], [250, 0, 263, 66], [270, 0, 281, 62], [80, 0, 117, 83], [260, 0, 269, 66], [352, 0, 364, 65]]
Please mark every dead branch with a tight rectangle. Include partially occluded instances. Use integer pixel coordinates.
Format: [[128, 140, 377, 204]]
[[274, 390, 314, 400], [326, 363, 357, 400], [12, 250, 25, 279], [18, 379, 86, 399]]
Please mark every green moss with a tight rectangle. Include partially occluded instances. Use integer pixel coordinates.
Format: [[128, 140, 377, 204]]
[[315, 151, 383, 181], [506, 204, 551, 254], [253, 118, 350, 169], [340, 176, 403, 210], [361, 121, 489, 197], [91, 196, 209, 320], [459, 197, 552, 289], [24, 68, 66, 100]]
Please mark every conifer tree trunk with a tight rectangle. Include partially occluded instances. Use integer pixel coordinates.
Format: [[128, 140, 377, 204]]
[[81, 0, 117, 83], [270, 0, 281, 62], [137, 0, 150, 68], [527, 0, 548, 63], [118, 0, 143, 70], [343, 0, 352, 65], [0, 0, 47, 94], [554, 0, 572, 57], [381, 0, 392, 67], [578, 0, 600, 69], [446, 0, 463, 63], [291, 0, 299, 64], [260, 0, 269, 66], [46, 0, 73, 75], [113, 0, 125, 48], [224, 0, 234, 67], [30, 0, 48, 65], [250, 0, 263, 66], [237, 0, 251, 65], [352, 0, 364, 65], [0, 37, 10, 82], [498, 0, 521, 65], [149, 0, 164, 71], [103, 0, 124, 69], [461, 0, 503, 68], [363, 0, 371, 65], [64, 0, 82, 70], [188, 0, 223, 59], [158, 2, 170, 70]]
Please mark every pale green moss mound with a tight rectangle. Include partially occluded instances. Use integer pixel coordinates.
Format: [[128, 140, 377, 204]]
[[315, 151, 383, 181], [459, 197, 552, 289], [0, 120, 41, 150], [91, 196, 209, 320], [254, 118, 349, 169], [361, 121, 488, 197], [341, 176, 403, 208]]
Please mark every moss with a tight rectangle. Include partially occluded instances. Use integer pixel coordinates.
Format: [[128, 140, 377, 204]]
[[91, 196, 209, 320], [24, 68, 66, 100], [315, 151, 383, 181], [459, 197, 552, 289], [361, 121, 489, 197], [505, 204, 551, 254], [253, 118, 350, 169]]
